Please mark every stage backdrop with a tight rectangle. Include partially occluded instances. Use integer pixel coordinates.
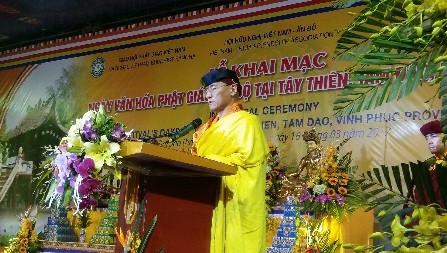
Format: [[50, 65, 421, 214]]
[[0, 0, 440, 237]]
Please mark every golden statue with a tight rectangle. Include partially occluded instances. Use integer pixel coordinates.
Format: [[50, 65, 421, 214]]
[[278, 128, 323, 200]]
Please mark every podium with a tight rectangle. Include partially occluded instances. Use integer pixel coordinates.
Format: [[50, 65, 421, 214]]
[[116, 142, 237, 253]]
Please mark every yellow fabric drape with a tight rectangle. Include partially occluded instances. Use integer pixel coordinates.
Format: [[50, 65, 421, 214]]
[[194, 109, 269, 253]]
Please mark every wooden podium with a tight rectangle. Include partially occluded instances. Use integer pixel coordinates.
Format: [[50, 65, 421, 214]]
[[116, 142, 237, 253]]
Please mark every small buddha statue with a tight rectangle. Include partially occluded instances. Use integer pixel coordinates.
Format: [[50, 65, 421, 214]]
[[278, 128, 322, 200]]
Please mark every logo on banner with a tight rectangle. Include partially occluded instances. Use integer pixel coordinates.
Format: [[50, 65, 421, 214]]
[[91, 57, 105, 78]]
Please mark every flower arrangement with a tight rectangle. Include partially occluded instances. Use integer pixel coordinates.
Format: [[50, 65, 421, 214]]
[[3, 207, 39, 253], [265, 142, 287, 210], [47, 105, 130, 213], [297, 143, 351, 220]]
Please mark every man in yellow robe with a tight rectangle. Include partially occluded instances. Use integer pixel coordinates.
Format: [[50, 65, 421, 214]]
[[192, 68, 270, 253]]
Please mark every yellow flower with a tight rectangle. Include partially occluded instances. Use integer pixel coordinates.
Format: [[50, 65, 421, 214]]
[[340, 179, 348, 185], [329, 172, 338, 178], [20, 237, 29, 245], [116, 227, 125, 246], [19, 247, 27, 253], [338, 186, 348, 194], [307, 180, 316, 188], [84, 135, 120, 171], [326, 187, 336, 197], [31, 233, 38, 242], [328, 177, 338, 186], [23, 218, 32, 228]]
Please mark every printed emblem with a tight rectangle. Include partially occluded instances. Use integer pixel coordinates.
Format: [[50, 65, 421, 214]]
[[91, 57, 105, 78]]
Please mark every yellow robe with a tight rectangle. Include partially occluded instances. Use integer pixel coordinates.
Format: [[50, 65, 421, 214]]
[[194, 110, 269, 253]]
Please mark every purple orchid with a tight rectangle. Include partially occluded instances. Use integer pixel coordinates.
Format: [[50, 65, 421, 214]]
[[78, 177, 101, 196], [314, 194, 332, 204], [69, 177, 76, 188], [298, 191, 312, 203], [54, 151, 79, 185], [56, 183, 65, 194], [335, 194, 346, 206], [79, 197, 98, 210], [75, 158, 95, 178], [68, 154, 81, 171], [82, 119, 99, 141], [111, 124, 126, 142], [54, 153, 69, 179]]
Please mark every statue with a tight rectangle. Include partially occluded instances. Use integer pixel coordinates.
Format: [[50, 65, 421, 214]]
[[278, 128, 323, 200]]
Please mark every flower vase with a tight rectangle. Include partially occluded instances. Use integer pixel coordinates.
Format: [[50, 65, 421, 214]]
[[79, 228, 86, 243]]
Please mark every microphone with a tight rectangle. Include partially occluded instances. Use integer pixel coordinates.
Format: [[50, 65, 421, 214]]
[[168, 118, 202, 142]]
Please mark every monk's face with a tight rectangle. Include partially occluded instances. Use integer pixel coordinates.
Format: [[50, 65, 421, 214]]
[[205, 81, 236, 114]]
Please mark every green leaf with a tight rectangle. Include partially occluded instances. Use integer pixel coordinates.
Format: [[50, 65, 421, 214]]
[[359, 58, 406, 65], [400, 163, 413, 197], [344, 84, 376, 89], [336, 44, 350, 50], [362, 85, 378, 111], [137, 215, 159, 253], [374, 78, 392, 107], [375, 194, 395, 203], [398, 62, 417, 98], [350, 74, 386, 81], [62, 187, 72, 207], [351, 25, 380, 34], [359, 181, 377, 191], [351, 93, 366, 113], [368, 188, 387, 197], [363, 203, 379, 212], [338, 37, 361, 45], [391, 165, 403, 195], [381, 165, 393, 190], [373, 167, 383, 185], [386, 68, 404, 102], [334, 97, 354, 104], [342, 31, 369, 40], [373, 39, 420, 51], [363, 52, 415, 60], [364, 17, 388, 28], [352, 68, 397, 74]]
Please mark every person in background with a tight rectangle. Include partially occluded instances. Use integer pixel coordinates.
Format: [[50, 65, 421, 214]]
[[413, 119, 446, 207], [191, 68, 270, 253]]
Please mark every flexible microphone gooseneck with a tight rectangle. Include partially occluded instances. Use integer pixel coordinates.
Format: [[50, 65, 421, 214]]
[[168, 118, 202, 142]]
